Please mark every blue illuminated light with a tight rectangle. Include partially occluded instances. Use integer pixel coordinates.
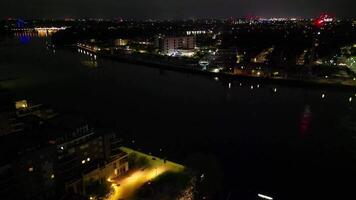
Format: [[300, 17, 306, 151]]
[[19, 35, 30, 44]]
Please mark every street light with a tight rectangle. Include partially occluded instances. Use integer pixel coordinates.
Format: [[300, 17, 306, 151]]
[[258, 194, 273, 200]]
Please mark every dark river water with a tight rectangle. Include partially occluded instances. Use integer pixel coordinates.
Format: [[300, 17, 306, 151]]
[[1, 35, 356, 199]]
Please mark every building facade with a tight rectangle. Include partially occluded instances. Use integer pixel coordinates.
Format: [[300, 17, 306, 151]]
[[160, 36, 196, 56], [0, 100, 128, 200]]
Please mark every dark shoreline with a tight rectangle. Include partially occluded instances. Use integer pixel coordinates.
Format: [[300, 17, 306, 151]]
[[72, 45, 356, 91]]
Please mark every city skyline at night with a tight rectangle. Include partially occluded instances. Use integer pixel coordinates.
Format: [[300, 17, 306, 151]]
[[1, 0, 355, 19], [0, 1, 355, 200]]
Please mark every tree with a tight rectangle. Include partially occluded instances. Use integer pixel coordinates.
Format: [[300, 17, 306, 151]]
[[185, 153, 223, 198], [128, 152, 150, 168], [85, 180, 110, 198]]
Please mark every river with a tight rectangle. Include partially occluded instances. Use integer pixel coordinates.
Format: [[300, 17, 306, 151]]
[[1, 34, 356, 199]]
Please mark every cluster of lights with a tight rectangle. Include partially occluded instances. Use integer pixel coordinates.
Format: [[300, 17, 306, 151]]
[[77, 43, 101, 52], [186, 30, 207, 35], [78, 49, 97, 60], [81, 157, 91, 164], [230, 82, 262, 90], [314, 14, 334, 28], [258, 17, 297, 22]]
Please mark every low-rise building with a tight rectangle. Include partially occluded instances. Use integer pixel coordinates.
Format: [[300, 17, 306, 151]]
[[66, 152, 128, 195]]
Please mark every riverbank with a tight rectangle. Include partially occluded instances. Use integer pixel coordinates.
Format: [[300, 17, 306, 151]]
[[74, 45, 356, 90]]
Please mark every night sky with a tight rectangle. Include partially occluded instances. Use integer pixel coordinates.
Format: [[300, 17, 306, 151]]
[[1, 0, 355, 19]]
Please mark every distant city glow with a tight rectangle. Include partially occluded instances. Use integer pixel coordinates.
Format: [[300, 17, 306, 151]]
[[314, 14, 334, 28]]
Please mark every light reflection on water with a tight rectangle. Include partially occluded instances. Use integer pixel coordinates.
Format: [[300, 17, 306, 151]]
[[0, 36, 355, 199]]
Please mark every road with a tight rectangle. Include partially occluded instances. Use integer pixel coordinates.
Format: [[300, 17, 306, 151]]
[[107, 147, 185, 200]]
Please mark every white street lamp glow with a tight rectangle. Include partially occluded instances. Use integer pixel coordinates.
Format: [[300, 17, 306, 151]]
[[258, 194, 273, 200]]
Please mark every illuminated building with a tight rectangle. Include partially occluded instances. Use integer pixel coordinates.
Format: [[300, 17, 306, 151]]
[[114, 39, 129, 46], [186, 30, 207, 35], [0, 100, 58, 136], [0, 133, 57, 200], [159, 36, 196, 56], [66, 152, 129, 195], [0, 98, 128, 200]]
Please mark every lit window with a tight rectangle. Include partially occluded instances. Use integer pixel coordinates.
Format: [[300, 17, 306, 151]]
[[28, 167, 34, 172], [15, 100, 28, 109]]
